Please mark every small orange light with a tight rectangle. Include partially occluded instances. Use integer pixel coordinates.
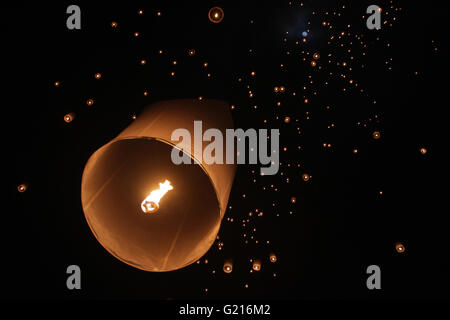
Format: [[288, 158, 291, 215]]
[[252, 259, 261, 271], [208, 7, 224, 23], [269, 253, 277, 263], [64, 112, 75, 123], [223, 260, 233, 273], [395, 242, 405, 253]]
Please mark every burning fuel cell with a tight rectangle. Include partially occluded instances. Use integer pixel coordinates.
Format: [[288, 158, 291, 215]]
[[140, 180, 173, 214], [81, 99, 236, 272]]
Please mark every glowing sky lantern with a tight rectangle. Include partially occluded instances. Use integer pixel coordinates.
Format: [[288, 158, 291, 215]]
[[269, 253, 277, 263], [252, 259, 261, 271], [81, 99, 236, 272], [223, 260, 233, 274], [208, 7, 224, 23]]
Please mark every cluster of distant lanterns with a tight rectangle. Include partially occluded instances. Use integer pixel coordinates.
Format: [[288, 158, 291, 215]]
[[26, 5, 418, 275], [222, 253, 277, 274], [273, 86, 286, 93]]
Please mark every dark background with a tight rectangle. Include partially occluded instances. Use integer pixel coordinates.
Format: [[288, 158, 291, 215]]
[[2, 0, 449, 300]]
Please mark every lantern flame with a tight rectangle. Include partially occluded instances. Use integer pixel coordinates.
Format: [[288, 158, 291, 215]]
[[141, 180, 173, 213]]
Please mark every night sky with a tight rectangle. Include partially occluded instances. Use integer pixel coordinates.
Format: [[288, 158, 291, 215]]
[[3, 0, 449, 301]]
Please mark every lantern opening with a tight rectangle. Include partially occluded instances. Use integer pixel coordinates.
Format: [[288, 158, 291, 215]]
[[81, 138, 222, 271]]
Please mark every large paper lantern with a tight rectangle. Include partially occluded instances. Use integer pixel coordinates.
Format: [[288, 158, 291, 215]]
[[81, 99, 236, 271]]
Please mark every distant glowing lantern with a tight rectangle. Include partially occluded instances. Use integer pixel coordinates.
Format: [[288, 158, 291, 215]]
[[313, 52, 320, 60], [17, 183, 28, 193], [372, 131, 381, 139], [223, 260, 233, 273], [208, 7, 224, 23], [290, 197, 296, 204], [81, 99, 236, 272], [395, 242, 405, 253], [252, 259, 261, 271], [420, 147, 427, 155], [269, 253, 277, 263], [302, 173, 310, 181], [64, 113, 75, 123], [86, 99, 94, 106], [310, 60, 317, 67]]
